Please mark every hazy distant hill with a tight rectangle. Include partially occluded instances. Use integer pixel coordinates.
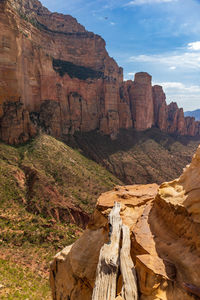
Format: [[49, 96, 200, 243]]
[[185, 109, 200, 120]]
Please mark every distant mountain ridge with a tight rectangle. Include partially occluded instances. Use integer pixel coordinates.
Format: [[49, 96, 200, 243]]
[[185, 109, 200, 121]]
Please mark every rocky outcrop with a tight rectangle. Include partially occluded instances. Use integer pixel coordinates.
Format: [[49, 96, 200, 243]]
[[50, 184, 158, 300], [153, 86, 199, 136], [126, 73, 154, 131], [0, 0, 126, 143], [0, 0, 199, 144], [152, 85, 168, 131], [50, 145, 200, 299], [0, 101, 36, 144]]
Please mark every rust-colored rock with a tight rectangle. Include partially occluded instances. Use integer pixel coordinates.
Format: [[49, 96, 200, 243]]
[[0, 0, 200, 144], [167, 102, 187, 135], [127, 73, 154, 131], [185, 116, 196, 136], [0, 0, 126, 143], [152, 85, 168, 131], [50, 145, 200, 299], [0, 101, 36, 144], [50, 184, 158, 300]]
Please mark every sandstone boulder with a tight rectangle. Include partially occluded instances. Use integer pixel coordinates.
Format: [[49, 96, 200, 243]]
[[50, 145, 200, 300]]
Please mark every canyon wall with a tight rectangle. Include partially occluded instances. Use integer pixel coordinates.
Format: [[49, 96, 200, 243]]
[[0, 0, 199, 144]]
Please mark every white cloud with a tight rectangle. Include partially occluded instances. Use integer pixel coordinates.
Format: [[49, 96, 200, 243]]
[[154, 82, 200, 92], [188, 41, 200, 51], [169, 66, 176, 70], [124, 72, 135, 80], [110, 22, 116, 26], [126, 0, 175, 5], [129, 51, 200, 69], [153, 81, 200, 110]]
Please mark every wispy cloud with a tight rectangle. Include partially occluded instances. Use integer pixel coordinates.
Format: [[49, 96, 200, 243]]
[[188, 41, 200, 51], [154, 82, 200, 92], [126, 0, 176, 6], [169, 66, 176, 70], [129, 51, 200, 69], [153, 81, 200, 110]]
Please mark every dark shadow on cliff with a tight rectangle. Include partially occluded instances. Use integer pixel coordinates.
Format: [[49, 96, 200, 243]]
[[65, 127, 200, 185]]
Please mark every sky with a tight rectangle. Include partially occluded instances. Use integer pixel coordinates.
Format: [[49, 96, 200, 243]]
[[40, 0, 200, 111]]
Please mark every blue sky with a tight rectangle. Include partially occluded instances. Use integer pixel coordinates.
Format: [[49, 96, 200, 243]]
[[40, 0, 200, 111]]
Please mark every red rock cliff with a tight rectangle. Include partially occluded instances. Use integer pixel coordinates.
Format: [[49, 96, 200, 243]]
[[0, 0, 199, 144]]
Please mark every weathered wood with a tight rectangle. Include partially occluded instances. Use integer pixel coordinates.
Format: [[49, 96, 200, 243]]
[[120, 224, 138, 300], [92, 202, 122, 300]]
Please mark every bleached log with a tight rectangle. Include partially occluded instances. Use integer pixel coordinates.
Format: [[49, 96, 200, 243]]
[[120, 224, 138, 300], [92, 202, 122, 300]]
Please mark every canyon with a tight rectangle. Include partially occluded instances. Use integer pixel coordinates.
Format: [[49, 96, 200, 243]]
[[0, 0, 200, 144], [50, 145, 200, 300], [1, 1, 200, 298]]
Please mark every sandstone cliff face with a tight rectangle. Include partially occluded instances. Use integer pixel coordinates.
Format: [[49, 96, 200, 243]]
[[50, 145, 200, 300], [152, 85, 168, 131], [0, 0, 199, 144], [126, 73, 154, 131], [0, 102, 36, 144], [152, 87, 199, 136], [0, 0, 126, 142]]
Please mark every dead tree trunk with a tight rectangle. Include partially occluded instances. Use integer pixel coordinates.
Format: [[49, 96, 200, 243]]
[[92, 202, 122, 300], [92, 202, 138, 300], [120, 224, 138, 300]]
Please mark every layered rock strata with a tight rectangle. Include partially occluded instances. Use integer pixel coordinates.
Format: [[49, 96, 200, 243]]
[[50, 145, 200, 300], [0, 0, 199, 144]]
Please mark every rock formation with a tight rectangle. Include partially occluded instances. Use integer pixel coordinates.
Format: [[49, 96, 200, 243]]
[[126, 73, 154, 131], [50, 145, 200, 300], [0, 0, 199, 144], [0, 101, 36, 144]]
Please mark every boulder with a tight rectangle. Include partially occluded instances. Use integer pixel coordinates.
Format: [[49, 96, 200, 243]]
[[50, 146, 200, 299]]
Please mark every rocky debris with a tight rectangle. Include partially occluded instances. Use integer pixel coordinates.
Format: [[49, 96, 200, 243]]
[[50, 146, 200, 299]]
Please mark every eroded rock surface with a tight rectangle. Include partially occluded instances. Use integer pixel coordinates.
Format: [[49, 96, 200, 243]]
[[0, 0, 200, 144], [50, 146, 200, 300], [0, 102, 36, 144]]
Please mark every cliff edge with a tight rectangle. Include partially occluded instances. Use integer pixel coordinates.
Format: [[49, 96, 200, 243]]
[[50, 145, 200, 300], [0, 0, 199, 144]]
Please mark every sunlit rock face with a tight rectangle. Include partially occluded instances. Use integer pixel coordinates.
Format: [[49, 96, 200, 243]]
[[126, 72, 154, 131], [0, 0, 127, 143], [50, 146, 200, 300], [0, 0, 200, 144]]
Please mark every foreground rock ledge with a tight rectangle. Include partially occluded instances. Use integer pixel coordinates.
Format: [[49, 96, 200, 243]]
[[50, 146, 200, 300]]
